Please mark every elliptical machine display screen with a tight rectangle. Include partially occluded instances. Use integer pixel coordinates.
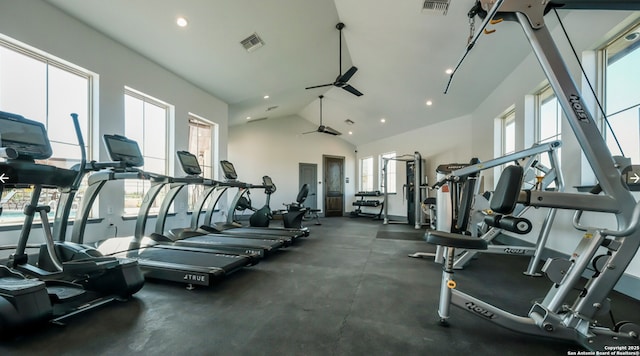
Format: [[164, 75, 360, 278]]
[[103, 134, 144, 167], [220, 160, 238, 180], [0, 111, 52, 160], [177, 151, 202, 175]]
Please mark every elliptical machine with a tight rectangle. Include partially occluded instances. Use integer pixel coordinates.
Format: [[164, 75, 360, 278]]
[[0, 110, 144, 329]]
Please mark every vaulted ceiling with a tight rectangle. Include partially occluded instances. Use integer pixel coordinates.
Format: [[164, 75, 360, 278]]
[[43, 0, 604, 146]]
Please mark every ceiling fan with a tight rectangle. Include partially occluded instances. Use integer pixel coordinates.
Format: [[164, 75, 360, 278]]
[[302, 95, 341, 136], [305, 22, 363, 97]]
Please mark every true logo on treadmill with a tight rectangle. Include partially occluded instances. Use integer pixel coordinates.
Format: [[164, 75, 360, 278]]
[[465, 302, 496, 319], [183, 274, 206, 282], [569, 94, 589, 122]]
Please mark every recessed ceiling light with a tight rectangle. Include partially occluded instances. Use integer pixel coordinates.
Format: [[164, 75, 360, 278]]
[[263, 95, 269, 99], [380, 118, 386, 123], [176, 17, 188, 27], [246, 116, 251, 120], [426, 100, 433, 106], [348, 131, 353, 135], [445, 68, 453, 75]]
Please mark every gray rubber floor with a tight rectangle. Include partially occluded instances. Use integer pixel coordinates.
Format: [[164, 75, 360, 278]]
[[1, 217, 638, 355]]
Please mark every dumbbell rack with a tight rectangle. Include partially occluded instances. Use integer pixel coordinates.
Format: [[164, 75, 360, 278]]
[[350, 191, 383, 220]]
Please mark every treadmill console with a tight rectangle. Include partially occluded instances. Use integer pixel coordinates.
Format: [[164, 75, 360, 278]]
[[220, 160, 238, 181], [103, 134, 144, 167], [0, 111, 52, 160], [177, 151, 202, 175]]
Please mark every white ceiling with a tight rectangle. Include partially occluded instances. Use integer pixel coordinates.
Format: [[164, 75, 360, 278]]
[[43, 0, 546, 146]]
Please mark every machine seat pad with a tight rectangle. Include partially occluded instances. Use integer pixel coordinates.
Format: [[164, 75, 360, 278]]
[[426, 230, 488, 250]]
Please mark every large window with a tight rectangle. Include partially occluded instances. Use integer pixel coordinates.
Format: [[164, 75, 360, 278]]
[[536, 86, 562, 170], [123, 88, 170, 215], [0, 36, 93, 225], [380, 152, 396, 194], [187, 115, 214, 211], [360, 157, 374, 192], [501, 110, 516, 156], [602, 23, 640, 163]]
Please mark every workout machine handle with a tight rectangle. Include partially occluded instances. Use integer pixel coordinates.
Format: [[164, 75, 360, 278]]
[[432, 176, 455, 190], [70, 113, 87, 189], [86, 160, 128, 171], [573, 182, 640, 237]]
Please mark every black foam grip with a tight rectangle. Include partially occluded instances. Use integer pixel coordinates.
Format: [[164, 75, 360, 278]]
[[498, 216, 532, 234], [483, 214, 501, 227]]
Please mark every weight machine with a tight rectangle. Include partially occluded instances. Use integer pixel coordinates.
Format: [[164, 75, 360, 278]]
[[381, 151, 426, 229], [433, 140, 564, 276], [426, 0, 640, 350]]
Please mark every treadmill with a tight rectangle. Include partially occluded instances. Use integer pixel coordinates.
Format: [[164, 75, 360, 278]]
[[71, 134, 255, 288], [151, 150, 286, 258], [0, 111, 144, 328], [198, 160, 308, 240]]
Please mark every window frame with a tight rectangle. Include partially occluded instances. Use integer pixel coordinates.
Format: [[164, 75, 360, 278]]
[[359, 156, 374, 192], [599, 22, 640, 162], [0, 35, 95, 226], [186, 114, 215, 212], [123, 87, 171, 216], [379, 152, 397, 194]]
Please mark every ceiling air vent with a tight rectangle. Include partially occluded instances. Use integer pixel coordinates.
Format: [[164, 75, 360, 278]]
[[344, 119, 355, 125], [422, 0, 450, 15], [240, 33, 265, 52]]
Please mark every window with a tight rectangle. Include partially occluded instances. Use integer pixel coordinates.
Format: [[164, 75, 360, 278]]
[[124, 88, 170, 215], [187, 115, 214, 211], [0, 36, 93, 225], [536, 85, 562, 170], [360, 157, 373, 192], [380, 152, 396, 194], [602, 23, 640, 163], [501, 110, 516, 156]]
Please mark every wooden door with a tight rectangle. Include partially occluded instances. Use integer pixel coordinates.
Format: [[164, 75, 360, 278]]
[[323, 155, 344, 217], [299, 163, 317, 209]]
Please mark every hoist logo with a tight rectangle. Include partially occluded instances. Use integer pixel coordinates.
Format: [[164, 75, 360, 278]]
[[465, 302, 496, 319], [504, 248, 526, 255], [569, 94, 589, 122]]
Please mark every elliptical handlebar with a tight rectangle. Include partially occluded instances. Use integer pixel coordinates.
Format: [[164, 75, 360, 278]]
[[70, 113, 86, 189]]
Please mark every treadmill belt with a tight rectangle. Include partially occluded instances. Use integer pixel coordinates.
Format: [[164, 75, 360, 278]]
[[137, 248, 248, 273]]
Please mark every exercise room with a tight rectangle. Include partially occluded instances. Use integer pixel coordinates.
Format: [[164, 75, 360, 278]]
[[0, 1, 639, 355]]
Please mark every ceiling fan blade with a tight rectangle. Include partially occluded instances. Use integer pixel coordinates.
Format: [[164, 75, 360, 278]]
[[322, 126, 342, 136], [301, 130, 317, 135], [342, 84, 363, 97], [337, 66, 358, 83], [305, 83, 333, 90]]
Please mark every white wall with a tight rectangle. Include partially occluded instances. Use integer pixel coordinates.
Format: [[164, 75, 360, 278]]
[[356, 114, 474, 219], [228, 115, 357, 214], [0, 1, 229, 244]]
